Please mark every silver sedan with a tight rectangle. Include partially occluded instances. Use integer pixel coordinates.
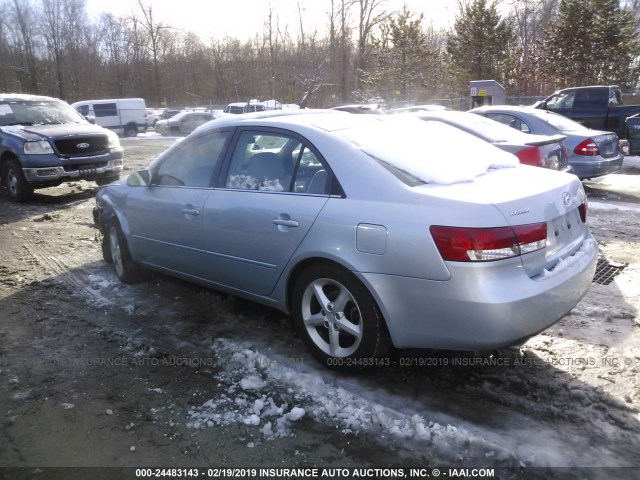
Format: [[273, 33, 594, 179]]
[[94, 111, 597, 370], [470, 105, 624, 179]]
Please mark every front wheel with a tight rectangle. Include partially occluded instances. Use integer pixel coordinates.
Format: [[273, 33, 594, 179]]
[[108, 224, 146, 283], [292, 264, 390, 371], [3, 159, 34, 202]]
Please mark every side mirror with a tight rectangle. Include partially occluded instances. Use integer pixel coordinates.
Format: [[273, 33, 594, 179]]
[[85, 115, 96, 124], [127, 170, 151, 187]]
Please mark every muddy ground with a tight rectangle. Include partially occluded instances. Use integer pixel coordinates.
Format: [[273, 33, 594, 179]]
[[0, 137, 638, 479]]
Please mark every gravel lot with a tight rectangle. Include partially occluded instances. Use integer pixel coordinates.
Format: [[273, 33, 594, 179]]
[[0, 136, 638, 479]]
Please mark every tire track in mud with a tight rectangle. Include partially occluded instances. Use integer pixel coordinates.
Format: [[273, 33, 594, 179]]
[[17, 235, 114, 307]]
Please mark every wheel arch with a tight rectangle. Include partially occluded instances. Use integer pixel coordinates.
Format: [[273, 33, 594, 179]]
[[284, 257, 392, 344]]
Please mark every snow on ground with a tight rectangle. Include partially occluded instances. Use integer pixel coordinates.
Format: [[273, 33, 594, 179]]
[[187, 339, 520, 466]]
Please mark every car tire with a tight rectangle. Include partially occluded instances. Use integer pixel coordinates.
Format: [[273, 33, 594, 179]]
[[123, 124, 138, 137], [3, 158, 34, 202], [292, 264, 391, 371], [107, 224, 147, 284], [101, 232, 113, 264]]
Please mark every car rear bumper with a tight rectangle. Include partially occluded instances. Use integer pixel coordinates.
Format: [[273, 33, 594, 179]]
[[356, 237, 597, 350], [570, 155, 623, 179]]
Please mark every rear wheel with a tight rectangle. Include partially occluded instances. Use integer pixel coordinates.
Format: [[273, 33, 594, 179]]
[[108, 224, 146, 283], [123, 124, 138, 137], [292, 264, 390, 371], [3, 158, 34, 202]]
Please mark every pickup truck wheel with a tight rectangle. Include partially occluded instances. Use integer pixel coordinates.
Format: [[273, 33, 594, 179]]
[[3, 159, 34, 202], [123, 124, 138, 137], [108, 224, 147, 284]]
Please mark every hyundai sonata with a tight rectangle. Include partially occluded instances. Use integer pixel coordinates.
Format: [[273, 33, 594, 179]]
[[94, 111, 597, 370]]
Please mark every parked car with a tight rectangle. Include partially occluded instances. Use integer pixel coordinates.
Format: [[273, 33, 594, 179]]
[[407, 110, 572, 172], [534, 85, 640, 148], [331, 104, 385, 114], [391, 104, 450, 114], [470, 105, 624, 179], [154, 111, 214, 136], [223, 102, 267, 114], [0, 93, 123, 202], [146, 108, 160, 128], [94, 111, 596, 370], [72, 98, 146, 137]]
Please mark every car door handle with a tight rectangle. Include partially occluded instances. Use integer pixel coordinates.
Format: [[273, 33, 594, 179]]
[[181, 208, 200, 216], [272, 218, 299, 227]]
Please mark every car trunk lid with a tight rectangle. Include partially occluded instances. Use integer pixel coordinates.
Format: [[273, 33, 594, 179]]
[[419, 166, 590, 278]]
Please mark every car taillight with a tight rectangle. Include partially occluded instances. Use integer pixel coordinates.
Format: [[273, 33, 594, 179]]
[[515, 146, 544, 167], [578, 201, 588, 223], [574, 139, 599, 156], [430, 223, 548, 262]]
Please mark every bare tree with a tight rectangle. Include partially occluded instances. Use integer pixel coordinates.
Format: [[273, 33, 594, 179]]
[[39, 0, 67, 98], [354, 0, 389, 92], [130, 0, 171, 103]]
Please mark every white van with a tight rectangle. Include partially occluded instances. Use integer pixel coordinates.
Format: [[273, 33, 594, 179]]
[[71, 98, 147, 137]]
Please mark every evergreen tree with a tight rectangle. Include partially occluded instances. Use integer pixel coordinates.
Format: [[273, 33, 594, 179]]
[[365, 6, 441, 103], [536, 0, 640, 90], [446, 0, 516, 94]]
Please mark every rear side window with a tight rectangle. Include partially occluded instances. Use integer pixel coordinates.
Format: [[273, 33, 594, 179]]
[[486, 113, 531, 133], [94, 103, 117, 117], [224, 131, 332, 194]]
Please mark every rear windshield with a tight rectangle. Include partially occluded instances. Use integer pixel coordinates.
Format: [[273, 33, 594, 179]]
[[336, 116, 519, 185], [417, 110, 528, 143], [528, 109, 586, 131], [0, 100, 85, 126]]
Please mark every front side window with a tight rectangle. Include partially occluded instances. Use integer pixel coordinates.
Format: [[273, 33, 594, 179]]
[[76, 105, 89, 116], [154, 131, 230, 187], [546, 91, 575, 111]]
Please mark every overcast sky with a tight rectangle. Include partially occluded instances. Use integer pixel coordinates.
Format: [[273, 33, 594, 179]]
[[85, 0, 460, 42]]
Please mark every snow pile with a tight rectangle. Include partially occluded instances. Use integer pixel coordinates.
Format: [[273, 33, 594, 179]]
[[540, 238, 597, 280], [187, 382, 305, 440], [188, 339, 517, 464], [226, 175, 284, 191], [87, 273, 117, 290], [337, 116, 519, 185]]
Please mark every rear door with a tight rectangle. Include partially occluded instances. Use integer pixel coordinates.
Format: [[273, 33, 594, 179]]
[[200, 129, 331, 295]]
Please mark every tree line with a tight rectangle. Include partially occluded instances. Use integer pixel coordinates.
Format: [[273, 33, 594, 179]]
[[1, 0, 639, 109]]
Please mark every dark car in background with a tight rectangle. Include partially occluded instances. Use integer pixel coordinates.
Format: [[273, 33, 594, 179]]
[[407, 110, 572, 173], [155, 111, 214, 136], [0, 93, 123, 202], [471, 105, 624, 179]]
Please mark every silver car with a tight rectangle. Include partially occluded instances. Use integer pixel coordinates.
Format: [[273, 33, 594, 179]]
[[470, 105, 624, 179], [94, 111, 597, 370]]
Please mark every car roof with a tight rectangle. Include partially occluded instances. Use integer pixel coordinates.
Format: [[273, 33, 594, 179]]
[[471, 105, 539, 113], [195, 109, 351, 132], [0, 93, 61, 102]]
